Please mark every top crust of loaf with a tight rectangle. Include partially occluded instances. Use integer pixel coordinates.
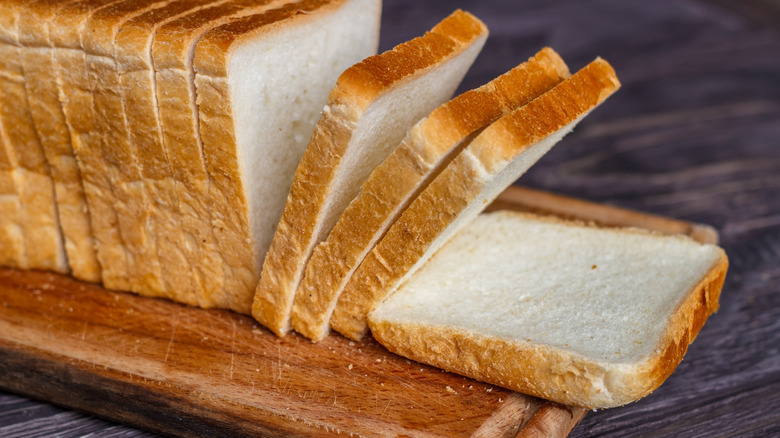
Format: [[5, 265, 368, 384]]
[[194, 0, 349, 77], [368, 211, 729, 408], [152, 0, 283, 69]]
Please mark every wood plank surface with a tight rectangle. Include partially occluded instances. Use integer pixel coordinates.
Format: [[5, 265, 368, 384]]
[[0, 186, 713, 437], [2, 0, 779, 436]]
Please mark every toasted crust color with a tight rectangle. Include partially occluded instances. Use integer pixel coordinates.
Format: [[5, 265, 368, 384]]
[[331, 59, 621, 340], [117, 0, 232, 305], [153, 0, 287, 308], [368, 211, 729, 408], [84, 0, 184, 296], [0, 1, 67, 273], [17, 0, 101, 281], [0, 138, 25, 267], [253, 9, 487, 336], [196, 0, 364, 313], [52, 0, 133, 289], [291, 48, 570, 340]]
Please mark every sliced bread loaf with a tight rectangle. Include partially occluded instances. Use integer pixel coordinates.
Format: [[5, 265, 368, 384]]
[[114, 0, 235, 305], [291, 48, 571, 340], [331, 58, 622, 340], [51, 0, 144, 291], [84, 0, 197, 296], [0, 1, 67, 273], [369, 211, 729, 408], [153, 0, 289, 308], [254, 9, 488, 336], [194, 0, 382, 313], [18, 0, 101, 281]]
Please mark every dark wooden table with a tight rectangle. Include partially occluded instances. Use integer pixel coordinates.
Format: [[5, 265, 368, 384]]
[[2, 0, 778, 436]]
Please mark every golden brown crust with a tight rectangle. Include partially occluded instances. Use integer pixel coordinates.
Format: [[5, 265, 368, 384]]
[[17, 0, 101, 281], [253, 9, 488, 336], [53, 0, 134, 289], [197, 0, 358, 314], [116, 0, 226, 305], [369, 246, 728, 408], [154, 0, 288, 308], [0, 3, 67, 273], [291, 48, 570, 341], [332, 10, 487, 110], [0, 149, 25, 267], [194, 0, 344, 77], [83, 0, 176, 295], [331, 59, 621, 341]]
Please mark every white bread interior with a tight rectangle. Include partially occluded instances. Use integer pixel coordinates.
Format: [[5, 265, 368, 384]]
[[331, 58, 622, 340], [153, 0, 290, 308], [194, 0, 382, 313], [254, 9, 486, 336], [291, 48, 570, 341], [369, 211, 729, 408]]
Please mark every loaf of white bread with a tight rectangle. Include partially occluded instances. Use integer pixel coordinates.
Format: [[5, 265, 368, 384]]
[[0, 2, 729, 409]]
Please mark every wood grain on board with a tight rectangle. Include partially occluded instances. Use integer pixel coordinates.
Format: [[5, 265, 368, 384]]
[[2, 0, 779, 436], [0, 186, 715, 437]]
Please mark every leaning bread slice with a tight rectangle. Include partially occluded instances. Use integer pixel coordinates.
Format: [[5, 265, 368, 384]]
[[369, 211, 729, 408], [292, 48, 571, 340], [18, 0, 102, 281], [331, 58, 621, 340], [194, 0, 382, 314], [153, 0, 291, 308], [254, 9, 488, 336], [0, 1, 68, 273]]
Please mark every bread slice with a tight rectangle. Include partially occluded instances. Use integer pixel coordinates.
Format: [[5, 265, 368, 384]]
[[331, 58, 622, 340], [194, 0, 382, 314], [0, 1, 68, 273], [85, 0, 205, 296], [152, 0, 293, 307], [115, 0, 242, 305], [51, 0, 142, 291], [292, 48, 571, 341], [369, 211, 729, 408], [254, 9, 488, 336], [0, 137, 25, 268], [17, 0, 102, 282]]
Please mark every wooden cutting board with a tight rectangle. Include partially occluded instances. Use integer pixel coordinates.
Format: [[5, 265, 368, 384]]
[[0, 186, 717, 437]]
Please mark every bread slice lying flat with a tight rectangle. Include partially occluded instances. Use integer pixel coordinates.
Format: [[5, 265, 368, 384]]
[[18, 0, 101, 281], [153, 0, 290, 308], [0, 1, 67, 273], [331, 58, 622, 341], [253, 10, 488, 336], [292, 48, 571, 341], [369, 211, 729, 408], [194, 0, 381, 313]]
